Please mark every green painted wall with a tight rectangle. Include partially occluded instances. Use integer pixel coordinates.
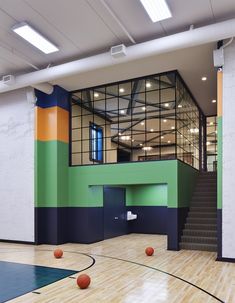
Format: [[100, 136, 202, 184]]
[[69, 160, 177, 207], [126, 184, 167, 206], [36, 144, 197, 210], [217, 117, 222, 209], [177, 161, 199, 207], [35, 140, 69, 207]]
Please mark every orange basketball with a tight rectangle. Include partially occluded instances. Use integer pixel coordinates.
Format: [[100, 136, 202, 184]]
[[145, 247, 154, 256], [54, 249, 63, 259], [77, 274, 91, 289]]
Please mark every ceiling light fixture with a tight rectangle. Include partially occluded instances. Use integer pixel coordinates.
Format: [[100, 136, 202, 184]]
[[140, 0, 172, 22], [119, 88, 125, 93], [167, 140, 171, 143], [94, 92, 99, 98], [178, 104, 182, 108], [120, 110, 125, 114], [212, 99, 217, 103], [146, 82, 152, 88], [120, 135, 131, 141], [171, 126, 175, 130], [163, 119, 167, 123], [141, 122, 145, 125], [142, 106, 146, 111], [164, 103, 169, 107], [201, 76, 207, 81], [142, 146, 153, 151], [12, 22, 59, 54], [161, 136, 164, 139]]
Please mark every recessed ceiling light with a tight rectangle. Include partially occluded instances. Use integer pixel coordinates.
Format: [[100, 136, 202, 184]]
[[163, 119, 167, 123], [94, 92, 99, 98], [120, 110, 125, 114], [167, 140, 171, 143], [171, 126, 175, 130], [119, 88, 125, 93], [141, 122, 145, 125], [140, 143, 143, 146], [206, 141, 211, 146], [142, 106, 146, 111], [190, 128, 199, 134], [146, 82, 152, 88], [201, 76, 207, 81], [12, 22, 59, 54], [142, 146, 153, 151], [150, 128, 154, 132], [120, 135, 131, 141], [215, 130, 217, 134], [212, 99, 217, 103], [118, 132, 122, 136], [140, 0, 172, 22], [132, 139, 135, 142], [210, 122, 213, 126], [178, 104, 182, 108], [164, 103, 169, 107], [161, 136, 164, 139]]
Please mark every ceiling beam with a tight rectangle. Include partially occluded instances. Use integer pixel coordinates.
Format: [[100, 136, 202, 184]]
[[127, 80, 143, 115]]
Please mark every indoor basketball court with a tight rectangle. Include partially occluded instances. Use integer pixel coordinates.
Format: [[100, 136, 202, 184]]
[[0, 0, 235, 302]]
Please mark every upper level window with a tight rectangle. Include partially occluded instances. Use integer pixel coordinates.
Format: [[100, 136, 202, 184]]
[[89, 122, 103, 163], [70, 70, 203, 169]]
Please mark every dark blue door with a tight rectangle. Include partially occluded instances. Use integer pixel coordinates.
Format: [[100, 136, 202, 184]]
[[103, 187, 127, 239]]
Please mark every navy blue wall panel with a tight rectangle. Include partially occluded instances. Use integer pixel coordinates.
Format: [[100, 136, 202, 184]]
[[127, 206, 167, 235]]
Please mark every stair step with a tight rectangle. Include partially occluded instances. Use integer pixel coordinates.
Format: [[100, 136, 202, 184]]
[[192, 193, 217, 198], [191, 197, 217, 200], [180, 242, 217, 252], [187, 217, 217, 224], [183, 229, 217, 237], [194, 189, 217, 194], [181, 236, 217, 244], [196, 180, 217, 184], [185, 223, 217, 230], [190, 207, 217, 212], [188, 212, 217, 218], [192, 194, 217, 199], [190, 203, 217, 208]]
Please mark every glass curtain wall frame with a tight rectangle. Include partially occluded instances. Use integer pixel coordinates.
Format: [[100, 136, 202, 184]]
[[206, 116, 217, 172], [70, 70, 204, 169]]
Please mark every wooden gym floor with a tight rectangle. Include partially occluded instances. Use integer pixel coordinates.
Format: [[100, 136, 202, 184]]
[[0, 234, 234, 303]]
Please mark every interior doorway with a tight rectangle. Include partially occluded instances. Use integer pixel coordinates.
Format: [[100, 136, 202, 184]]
[[103, 187, 127, 239]]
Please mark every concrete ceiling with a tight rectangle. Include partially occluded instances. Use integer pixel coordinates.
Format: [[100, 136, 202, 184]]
[[0, 0, 234, 115]]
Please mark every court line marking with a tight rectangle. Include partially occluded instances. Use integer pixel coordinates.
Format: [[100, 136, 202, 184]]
[[66, 250, 225, 303], [0, 249, 95, 302], [0, 247, 225, 302]]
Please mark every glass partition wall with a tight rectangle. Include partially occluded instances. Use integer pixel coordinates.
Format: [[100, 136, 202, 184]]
[[70, 71, 204, 169], [206, 116, 217, 171]]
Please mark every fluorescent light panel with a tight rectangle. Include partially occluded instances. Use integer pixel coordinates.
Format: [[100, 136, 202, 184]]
[[12, 22, 58, 54], [140, 0, 172, 22]]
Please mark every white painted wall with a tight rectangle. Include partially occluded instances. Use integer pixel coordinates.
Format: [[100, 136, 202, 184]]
[[222, 40, 235, 258], [0, 89, 34, 242]]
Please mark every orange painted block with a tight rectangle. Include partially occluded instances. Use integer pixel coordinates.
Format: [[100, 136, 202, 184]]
[[35, 106, 69, 143]]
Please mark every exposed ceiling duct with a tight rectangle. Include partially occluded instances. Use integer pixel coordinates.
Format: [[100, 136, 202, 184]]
[[0, 18, 235, 94]]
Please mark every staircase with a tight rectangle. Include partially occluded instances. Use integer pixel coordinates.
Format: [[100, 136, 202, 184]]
[[180, 172, 217, 252]]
